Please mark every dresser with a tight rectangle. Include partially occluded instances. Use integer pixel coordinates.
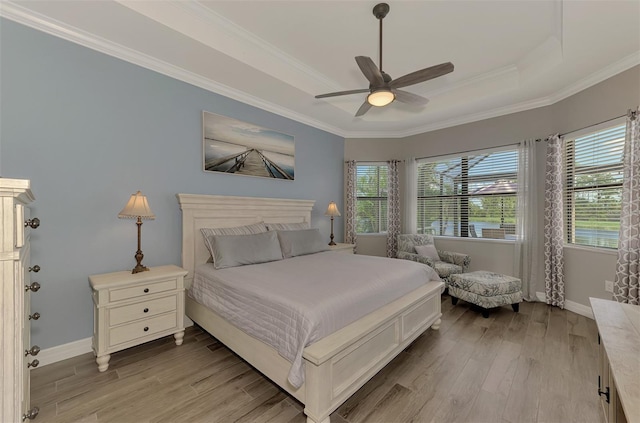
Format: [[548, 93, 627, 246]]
[[89, 265, 187, 371], [0, 178, 40, 422], [590, 297, 640, 423]]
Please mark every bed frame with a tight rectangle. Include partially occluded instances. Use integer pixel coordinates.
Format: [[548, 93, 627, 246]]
[[177, 193, 443, 423]]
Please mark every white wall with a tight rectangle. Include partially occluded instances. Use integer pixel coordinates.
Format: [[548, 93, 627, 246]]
[[345, 65, 640, 310]]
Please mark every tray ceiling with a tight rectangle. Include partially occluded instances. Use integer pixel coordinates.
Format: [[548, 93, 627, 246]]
[[2, 0, 639, 138]]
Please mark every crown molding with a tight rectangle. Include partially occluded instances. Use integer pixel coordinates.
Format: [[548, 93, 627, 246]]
[[0, 2, 348, 138], [1, 1, 638, 140], [548, 52, 640, 104]]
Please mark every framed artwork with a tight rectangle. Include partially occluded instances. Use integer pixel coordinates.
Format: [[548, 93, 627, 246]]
[[202, 111, 295, 180]]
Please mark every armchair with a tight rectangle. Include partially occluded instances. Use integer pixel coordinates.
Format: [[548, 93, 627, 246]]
[[397, 234, 470, 288]]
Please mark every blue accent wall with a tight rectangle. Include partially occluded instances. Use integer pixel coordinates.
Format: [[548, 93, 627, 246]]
[[0, 19, 345, 349]]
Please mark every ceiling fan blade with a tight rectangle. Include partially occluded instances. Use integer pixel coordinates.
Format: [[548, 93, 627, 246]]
[[355, 101, 373, 117], [355, 56, 384, 86], [390, 62, 454, 89], [394, 90, 429, 106], [315, 89, 370, 99]]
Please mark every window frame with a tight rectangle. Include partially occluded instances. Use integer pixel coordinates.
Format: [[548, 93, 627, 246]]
[[563, 119, 626, 250], [415, 145, 520, 240], [355, 162, 389, 235]]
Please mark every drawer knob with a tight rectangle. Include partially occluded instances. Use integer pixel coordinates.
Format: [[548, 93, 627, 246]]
[[29, 312, 41, 320], [25, 282, 41, 292], [143, 308, 149, 313], [22, 407, 39, 421], [24, 217, 40, 229], [144, 288, 149, 293], [29, 265, 41, 273], [27, 359, 39, 368], [143, 327, 149, 332], [25, 345, 41, 356]]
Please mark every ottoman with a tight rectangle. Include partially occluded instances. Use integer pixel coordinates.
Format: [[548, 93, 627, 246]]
[[449, 271, 523, 318]]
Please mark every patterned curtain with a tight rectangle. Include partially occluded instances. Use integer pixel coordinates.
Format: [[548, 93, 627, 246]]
[[386, 160, 401, 258], [544, 134, 565, 308], [514, 139, 539, 301], [345, 160, 358, 251], [613, 108, 639, 304], [404, 158, 417, 234]]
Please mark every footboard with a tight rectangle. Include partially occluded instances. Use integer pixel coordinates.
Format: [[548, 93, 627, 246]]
[[302, 281, 443, 423]]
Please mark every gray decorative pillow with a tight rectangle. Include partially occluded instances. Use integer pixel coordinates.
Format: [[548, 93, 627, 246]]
[[277, 229, 329, 258], [266, 222, 310, 231], [210, 231, 283, 270], [201, 222, 268, 261], [415, 244, 440, 261]]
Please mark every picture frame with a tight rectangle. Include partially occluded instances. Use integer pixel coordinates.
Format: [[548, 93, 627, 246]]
[[202, 111, 295, 180]]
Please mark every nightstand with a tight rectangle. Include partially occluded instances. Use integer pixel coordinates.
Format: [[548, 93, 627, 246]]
[[89, 265, 188, 372], [328, 243, 355, 254]]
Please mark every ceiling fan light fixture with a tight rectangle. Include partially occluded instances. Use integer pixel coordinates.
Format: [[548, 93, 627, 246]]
[[367, 89, 395, 107]]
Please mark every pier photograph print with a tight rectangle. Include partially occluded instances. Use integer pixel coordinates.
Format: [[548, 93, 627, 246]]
[[203, 111, 295, 180]]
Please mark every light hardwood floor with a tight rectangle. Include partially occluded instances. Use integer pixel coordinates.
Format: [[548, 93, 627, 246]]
[[31, 296, 605, 423]]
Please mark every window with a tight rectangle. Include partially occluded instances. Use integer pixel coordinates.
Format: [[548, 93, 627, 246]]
[[416, 147, 519, 239], [356, 164, 388, 234], [564, 122, 625, 249]]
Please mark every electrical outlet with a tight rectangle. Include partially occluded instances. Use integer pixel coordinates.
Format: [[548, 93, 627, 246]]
[[605, 280, 614, 293]]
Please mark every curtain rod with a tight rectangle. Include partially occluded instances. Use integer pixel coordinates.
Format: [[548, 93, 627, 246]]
[[557, 112, 627, 138], [533, 112, 629, 142]]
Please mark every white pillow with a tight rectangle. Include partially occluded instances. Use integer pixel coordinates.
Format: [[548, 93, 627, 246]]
[[266, 222, 310, 231], [414, 244, 440, 261], [209, 231, 283, 269], [277, 229, 329, 258]]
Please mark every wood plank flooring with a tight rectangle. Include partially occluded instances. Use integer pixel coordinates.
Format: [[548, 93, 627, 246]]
[[30, 296, 605, 423]]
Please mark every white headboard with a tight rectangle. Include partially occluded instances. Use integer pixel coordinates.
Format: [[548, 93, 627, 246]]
[[176, 193, 315, 287]]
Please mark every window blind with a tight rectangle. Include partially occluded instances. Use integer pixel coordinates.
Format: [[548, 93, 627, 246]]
[[564, 123, 625, 248], [356, 164, 388, 234], [416, 147, 519, 238]]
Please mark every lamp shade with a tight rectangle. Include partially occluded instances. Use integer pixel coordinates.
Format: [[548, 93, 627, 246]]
[[118, 191, 155, 220], [367, 89, 395, 107], [324, 202, 341, 217]]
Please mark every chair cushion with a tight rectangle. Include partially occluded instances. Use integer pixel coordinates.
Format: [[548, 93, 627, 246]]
[[449, 271, 522, 296], [433, 261, 463, 279], [415, 244, 440, 261]]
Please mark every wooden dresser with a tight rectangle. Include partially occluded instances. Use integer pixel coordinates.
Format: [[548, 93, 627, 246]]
[[590, 297, 640, 423], [1, 178, 40, 422]]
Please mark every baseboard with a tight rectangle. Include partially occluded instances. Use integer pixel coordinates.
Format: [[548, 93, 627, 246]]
[[38, 337, 93, 367], [535, 292, 594, 319], [38, 317, 195, 367]]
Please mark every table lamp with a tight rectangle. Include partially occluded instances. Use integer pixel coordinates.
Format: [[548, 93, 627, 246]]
[[324, 201, 341, 246], [118, 191, 155, 273]]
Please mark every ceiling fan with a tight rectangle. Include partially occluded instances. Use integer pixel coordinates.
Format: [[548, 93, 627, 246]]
[[315, 3, 454, 117]]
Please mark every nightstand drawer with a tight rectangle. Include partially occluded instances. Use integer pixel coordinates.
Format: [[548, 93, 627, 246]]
[[109, 312, 177, 347], [109, 278, 177, 302], [109, 295, 177, 326]]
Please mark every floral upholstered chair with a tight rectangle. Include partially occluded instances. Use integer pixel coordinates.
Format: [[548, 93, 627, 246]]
[[397, 234, 470, 288]]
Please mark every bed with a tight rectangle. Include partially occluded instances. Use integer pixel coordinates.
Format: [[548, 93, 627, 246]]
[[177, 193, 444, 423]]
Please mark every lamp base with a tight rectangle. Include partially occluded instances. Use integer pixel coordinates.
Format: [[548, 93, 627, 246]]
[[328, 241, 337, 246], [131, 264, 150, 274], [131, 248, 149, 274]]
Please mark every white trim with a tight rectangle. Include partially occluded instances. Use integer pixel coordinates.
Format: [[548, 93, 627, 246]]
[[37, 337, 93, 367], [0, 2, 346, 138], [1, 2, 637, 139], [535, 292, 595, 319]]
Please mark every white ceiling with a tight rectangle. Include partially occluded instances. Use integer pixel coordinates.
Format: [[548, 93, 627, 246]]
[[2, 1, 639, 138]]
